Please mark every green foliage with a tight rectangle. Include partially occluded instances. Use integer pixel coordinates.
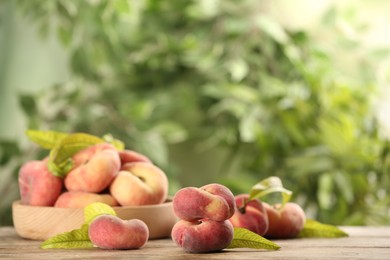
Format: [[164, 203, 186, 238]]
[[40, 224, 93, 249], [228, 228, 280, 250], [83, 202, 117, 225], [0, 0, 388, 226], [249, 176, 292, 206], [26, 129, 69, 149], [0, 141, 23, 226], [298, 219, 348, 238]]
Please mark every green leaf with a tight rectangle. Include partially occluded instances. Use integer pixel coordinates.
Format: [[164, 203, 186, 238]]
[[228, 59, 249, 82], [114, 0, 130, 14], [57, 26, 72, 46], [239, 107, 261, 143], [25, 129, 69, 149], [40, 224, 93, 249], [102, 133, 125, 151], [317, 172, 334, 210], [19, 95, 38, 122], [49, 133, 105, 177], [227, 228, 281, 250], [249, 176, 292, 206], [255, 16, 288, 44], [50, 133, 105, 164], [47, 159, 73, 178], [298, 219, 349, 238], [84, 202, 117, 225]]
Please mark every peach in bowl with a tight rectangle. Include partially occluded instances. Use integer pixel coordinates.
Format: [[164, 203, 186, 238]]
[[14, 134, 177, 241]]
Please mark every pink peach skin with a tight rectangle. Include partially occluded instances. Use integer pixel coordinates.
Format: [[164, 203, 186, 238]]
[[109, 162, 168, 206], [18, 160, 63, 206], [89, 215, 149, 249], [65, 147, 120, 193], [172, 183, 235, 222], [119, 150, 152, 165], [229, 194, 269, 236], [171, 219, 234, 253], [201, 183, 236, 218], [71, 143, 116, 168], [54, 191, 118, 208], [264, 202, 306, 239]]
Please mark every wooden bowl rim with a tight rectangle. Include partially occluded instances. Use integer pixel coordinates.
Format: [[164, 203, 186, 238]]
[[12, 198, 173, 210]]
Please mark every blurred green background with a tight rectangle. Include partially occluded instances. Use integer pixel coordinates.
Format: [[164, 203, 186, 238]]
[[1, 0, 389, 226]]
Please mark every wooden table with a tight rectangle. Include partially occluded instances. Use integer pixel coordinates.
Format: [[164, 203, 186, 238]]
[[1, 226, 389, 259]]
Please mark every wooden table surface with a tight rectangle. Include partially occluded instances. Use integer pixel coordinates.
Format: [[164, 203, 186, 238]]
[[0, 226, 389, 259]]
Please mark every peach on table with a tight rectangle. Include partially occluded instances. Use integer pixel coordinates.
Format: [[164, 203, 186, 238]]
[[88, 215, 149, 250], [171, 183, 236, 253]]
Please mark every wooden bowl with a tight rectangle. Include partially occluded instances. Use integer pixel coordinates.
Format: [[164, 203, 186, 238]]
[[12, 200, 177, 241]]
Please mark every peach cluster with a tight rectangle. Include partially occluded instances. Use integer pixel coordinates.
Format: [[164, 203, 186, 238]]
[[228, 194, 306, 239], [18, 143, 169, 208], [171, 183, 236, 253]]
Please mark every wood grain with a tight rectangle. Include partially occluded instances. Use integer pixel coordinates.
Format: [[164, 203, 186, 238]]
[[1, 226, 389, 259]]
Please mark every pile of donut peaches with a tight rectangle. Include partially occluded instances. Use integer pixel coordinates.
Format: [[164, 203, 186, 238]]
[[17, 131, 306, 253], [18, 143, 168, 208], [18, 142, 168, 249], [171, 183, 306, 253]]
